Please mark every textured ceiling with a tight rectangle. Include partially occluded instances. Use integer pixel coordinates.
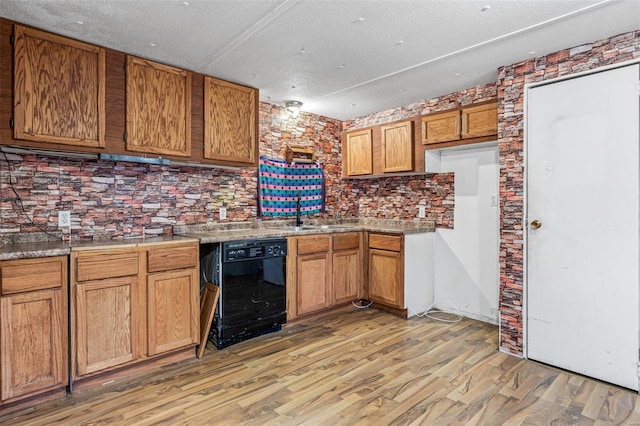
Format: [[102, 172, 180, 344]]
[[1, 0, 638, 120]]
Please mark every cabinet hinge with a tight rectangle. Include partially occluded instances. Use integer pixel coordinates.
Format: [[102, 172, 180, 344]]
[[123, 133, 127, 142], [9, 34, 14, 46], [9, 118, 14, 129]]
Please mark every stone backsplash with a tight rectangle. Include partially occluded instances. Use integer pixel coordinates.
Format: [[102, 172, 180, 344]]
[[0, 83, 489, 241], [341, 83, 498, 227]]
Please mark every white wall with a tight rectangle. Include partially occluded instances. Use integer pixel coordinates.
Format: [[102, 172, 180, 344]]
[[434, 144, 500, 324]]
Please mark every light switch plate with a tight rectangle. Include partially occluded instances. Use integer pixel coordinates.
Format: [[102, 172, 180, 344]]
[[219, 207, 227, 220], [418, 206, 426, 218], [58, 211, 71, 227]]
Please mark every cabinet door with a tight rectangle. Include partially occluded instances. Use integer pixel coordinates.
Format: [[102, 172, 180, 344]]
[[333, 249, 361, 305], [422, 110, 461, 145], [13, 25, 105, 147], [1, 288, 67, 401], [381, 121, 413, 173], [344, 129, 373, 176], [204, 77, 258, 165], [75, 276, 141, 377], [369, 249, 403, 308], [296, 252, 331, 316], [147, 268, 199, 356], [126, 56, 191, 157], [461, 103, 497, 139]]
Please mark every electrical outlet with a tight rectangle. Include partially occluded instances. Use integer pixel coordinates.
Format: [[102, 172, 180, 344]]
[[418, 206, 426, 218], [58, 211, 71, 227], [490, 195, 498, 206], [219, 207, 227, 220]]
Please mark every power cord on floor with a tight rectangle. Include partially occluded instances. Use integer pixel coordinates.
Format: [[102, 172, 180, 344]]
[[1, 149, 64, 242], [409, 300, 463, 323], [352, 298, 373, 309]]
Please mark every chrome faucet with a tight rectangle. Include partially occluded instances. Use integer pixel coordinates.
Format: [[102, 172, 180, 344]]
[[295, 191, 303, 227]]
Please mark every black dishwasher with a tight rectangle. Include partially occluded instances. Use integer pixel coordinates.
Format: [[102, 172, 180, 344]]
[[201, 238, 287, 349]]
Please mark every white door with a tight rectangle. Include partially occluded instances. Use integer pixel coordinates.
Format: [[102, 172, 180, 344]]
[[435, 145, 499, 324], [527, 64, 640, 390]]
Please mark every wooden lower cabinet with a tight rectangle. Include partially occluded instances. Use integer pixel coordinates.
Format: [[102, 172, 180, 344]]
[[368, 249, 403, 308], [332, 233, 362, 305], [74, 275, 141, 376], [368, 233, 404, 310], [288, 233, 362, 320], [0, 256, 68, 407], [147, 267, 199, 356], [296, 252, 331, 316], [71, 240, 199, 385]]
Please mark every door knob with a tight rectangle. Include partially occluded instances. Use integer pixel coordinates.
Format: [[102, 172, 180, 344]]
[[530, 219, 542, 229]]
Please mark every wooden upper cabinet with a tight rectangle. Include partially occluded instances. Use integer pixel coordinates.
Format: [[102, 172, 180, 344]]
[[461, 103, 498, 139], [344, 129, 373, 176], [204, 77, 258, 165], [422, 110, 460, 145], [13, 25, 105, 148], [125, 56, 191, 157], [381, 120, 413, 173]]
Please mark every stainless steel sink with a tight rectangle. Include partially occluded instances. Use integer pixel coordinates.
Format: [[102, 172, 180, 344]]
[[283, 224, 346, 231]]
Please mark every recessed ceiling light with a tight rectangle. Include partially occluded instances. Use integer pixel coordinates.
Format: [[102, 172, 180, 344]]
[[396, 40, 405, 46], [76, 21, 84, 25], [182, 1, 189, 6], [481, 5, 490, 12], [149, 43, 156, 47], [355, 17, 365, 24], [398, 89, 406, 93], [455, 72, 461, 76], [338, 64, 346, 69], [298, 47, 306, 54], [529, 51, 536, 55]]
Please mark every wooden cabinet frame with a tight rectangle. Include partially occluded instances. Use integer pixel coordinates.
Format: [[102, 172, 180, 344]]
[[204, 77, 258, 165], [0, 256, 68, 405], [13, 25, 106, 147], [125, 56, 192, 157]]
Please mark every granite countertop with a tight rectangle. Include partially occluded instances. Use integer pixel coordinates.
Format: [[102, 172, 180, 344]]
[[173, 218, 435, 244], [0, 235, 199, 261], [0, 219, 434, 260]]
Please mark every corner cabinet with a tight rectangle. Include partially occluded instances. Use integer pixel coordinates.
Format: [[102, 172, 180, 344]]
[[343, 129, 373, 176], [0, 256, 68, 406], [13, 25, 106, 148], [204, 77, 258, 166], [126, 56, 192, 157]]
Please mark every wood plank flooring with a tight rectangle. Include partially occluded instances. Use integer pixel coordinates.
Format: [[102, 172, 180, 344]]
[[3, 308, 640, 425]]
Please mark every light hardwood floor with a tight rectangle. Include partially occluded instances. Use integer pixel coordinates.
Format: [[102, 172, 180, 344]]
[[3, 308, 640, 425]]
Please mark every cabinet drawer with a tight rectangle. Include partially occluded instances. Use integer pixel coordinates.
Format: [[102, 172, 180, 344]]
[[332, 233, 360, 251], [297, 236, 330, 255], [75, 250, 139, 282], [368, 234, 402, 252], [1, 257, 66, 295], [148, 245, 198, 273]]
